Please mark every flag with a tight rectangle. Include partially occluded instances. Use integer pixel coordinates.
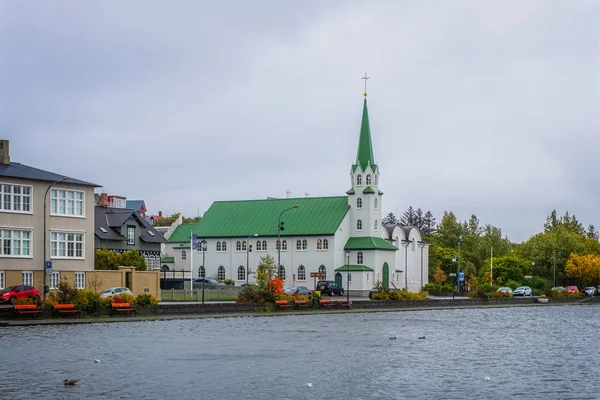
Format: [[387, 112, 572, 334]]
[[191, 233, 198, 250]]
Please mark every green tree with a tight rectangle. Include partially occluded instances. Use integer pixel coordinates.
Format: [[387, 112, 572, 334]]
[[400, 206, 416, 226], [433, 211, 462, 249], [255, 255, 277, 291], [382, 212, 398, 226], [94, 248, 122, 270], [120, 250, 147, 271], [422, 211, 436, 236], [587, 224, 599, 240], [487, 255, 531, 285]]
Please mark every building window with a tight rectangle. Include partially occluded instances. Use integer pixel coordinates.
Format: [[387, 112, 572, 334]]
[[236, 241, 242, 251], [0, 270, 4, 289], [0, 229, 32, 257], [357, 251, 363, 264], [357, 197, 362, 209], [262, 240, 267, 251], [148, 255, 156, 270], [242, 241, 247, 251], [357, 175, 362, 185], [278, 265, 286, 280], [367, 273, 370, 282], [319, 265, 326, 279], [218, 266, 226, 281], [366, 174, 372, 185], [323, 239, 329, 250], [256, 240, 262, 251], [374, 175, 378, 185], [374, 198, 378, 209], [216, 241, 222, 252], [50, 272, 60, 289], [198, 266, 205, 278], [276, 240, 280, 250], [282, 240, 287, 250], [50, 232, 83, 258], [127, 226, 135, 245], [374, 220, 378, 231], [0, 184, 32, 213], [50, 189, 84, 217], [297, 265, 306, 281], [221, 241, 227, 251], [75, 272, 85, 289], [237, 266, 245, 281], [357, 220, 362, 231], [302, 239, 307, 250], [412, 239, 416, 251], [22, 271, 33, 286], [181, 250, 187, 261], [296, 240, 301, 250], [317, 239, 322, 250]]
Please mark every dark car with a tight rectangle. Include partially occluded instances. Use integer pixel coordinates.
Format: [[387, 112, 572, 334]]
[[0, 285, 40, 304], [192, 278, 227, 290], [368, 288, 378, 299], [284, 286, 312, 296], [316, 280, 344, 296]]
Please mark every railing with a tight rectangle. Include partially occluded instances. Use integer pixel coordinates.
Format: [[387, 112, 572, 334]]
[[160, 287, 241, 302]]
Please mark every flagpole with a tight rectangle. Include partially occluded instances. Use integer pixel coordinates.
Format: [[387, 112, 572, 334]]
[[190, 231, 193, 289]]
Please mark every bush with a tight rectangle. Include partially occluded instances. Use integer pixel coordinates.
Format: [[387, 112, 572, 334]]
[[100, 297, 114, 307], [73, 289, 100, 310], [489, 291, 511, 298], [55, 278, 78, 304], [134, 294, 158, 306], [371, 291, 391, 301], [114, 293, 135, 304], [424, 283, 455, 293], [236, 285, 276, 303], [14, 297, 34, 305], [504, 280, 521, 290], [223, 279, 235, 286]]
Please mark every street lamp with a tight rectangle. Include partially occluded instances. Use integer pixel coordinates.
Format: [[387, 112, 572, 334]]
[[345, 249, 351, 303], [277, 205, 299, 280], [457, 236, 462, 293], [246, 234, 258, 285], [43, 176, 69, 300], [200, 239, 207, 304], [401, 240, 410, 290]]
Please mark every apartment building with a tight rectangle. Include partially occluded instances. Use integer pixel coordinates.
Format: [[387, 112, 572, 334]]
[[0, 140, 100, 293]]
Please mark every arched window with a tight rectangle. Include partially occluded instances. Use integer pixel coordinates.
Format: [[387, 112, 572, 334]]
[[302, 239, 307, 250], [374, 198, 378, 209], [298, 265, 306, 281], [222, 241, 227, 251], [282, 240, 288, 250], [319, 265, 326, 279], [278, 265, 286, 280], [216, 241, 222, 252], [276, 240, 281, 250], [218, 266, 226, 281], [374, 220, 378, 230], [236, 241, 242, 251], [181, 250, 187, 261], [357, 251, 363, 264], [357, 220, 363, 230], [357, 197, 362, 209], [262, 240, 267, 250], [296, 239, 302, 250], [161, 265, 170, 272], [198, 266, 205, 278], [242, 241, 247, 251], [357, 174, 362, 185], [256, 240, 262, 251], [374, 175, 378, 185], [317, 239, 322, 250], [237, 266, 245, 281], [366, 174, 372, 185], [323, 239, 329, 250]]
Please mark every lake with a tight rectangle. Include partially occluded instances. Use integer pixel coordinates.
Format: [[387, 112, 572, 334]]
[[1, 305, 598, 399]]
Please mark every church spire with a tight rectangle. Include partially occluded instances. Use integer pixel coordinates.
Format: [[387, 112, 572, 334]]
[[354, 97, 376, 172]]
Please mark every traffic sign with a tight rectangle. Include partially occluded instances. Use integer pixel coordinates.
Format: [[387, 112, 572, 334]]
[[458, 272, 465, 282], [45, 261, 52, 275], [449, 273, 456, 277]]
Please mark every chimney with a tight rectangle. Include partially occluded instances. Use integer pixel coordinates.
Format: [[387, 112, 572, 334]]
[[0, 140, 10, 165], [286, 190, 292, 198], [159, 211, 163, 217], [305, 192, 310, 197], [98, 193, 108, 207]]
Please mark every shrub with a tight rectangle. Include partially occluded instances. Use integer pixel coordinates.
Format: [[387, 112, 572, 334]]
[[14, 297, 34, 305], [55, 278, 78, 304], [236, 285, 276, 303], [371, 291, 390, 301], [223, 279, 235, 286], [489, 291, 511, 298], [134, 294, 158, 306], [100, 297, 114, 307], [118, 293, 135, 304], [504, 280, 521, 290], [424, 283, 455, 293], [73, 289, 100, 310]]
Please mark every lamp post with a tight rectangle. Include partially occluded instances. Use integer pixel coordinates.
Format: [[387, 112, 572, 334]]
[[246, 234, 258, 285], [43, 176, 69, 300], [345, 249, 351, 303], [401, 240, 410, 290], [418, 241, 426, 290], [200, 239, 207, 304], [277, 205, 299, 279], [457, 236, 462, 293]]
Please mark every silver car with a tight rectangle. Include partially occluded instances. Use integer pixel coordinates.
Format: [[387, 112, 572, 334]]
[[512, 286, 532, 297], [496, 287, 513, 295], [99, 287, 133, 298]]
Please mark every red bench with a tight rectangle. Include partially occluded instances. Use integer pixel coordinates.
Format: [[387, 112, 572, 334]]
[[53, 304, 82, 318], [13, 304, 43, 318], [111, 303, 136, 316], [319, 299, 336, 308], [294, 300, 311, 309], [275, 300, 293, 310], [336, 300, 351, 308]]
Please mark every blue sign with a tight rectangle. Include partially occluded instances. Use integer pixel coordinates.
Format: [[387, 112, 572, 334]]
[[45, 261, 52, 274], [458, 272, 465, 282]]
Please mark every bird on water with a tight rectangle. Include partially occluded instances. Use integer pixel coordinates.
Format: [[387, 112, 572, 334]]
[[63, 379, 79, 386]]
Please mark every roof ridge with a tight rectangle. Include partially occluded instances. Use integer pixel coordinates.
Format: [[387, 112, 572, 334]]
[[212, 195, 347, 204]]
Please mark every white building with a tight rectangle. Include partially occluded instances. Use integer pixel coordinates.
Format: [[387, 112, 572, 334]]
[[162, 95, 429, 295]]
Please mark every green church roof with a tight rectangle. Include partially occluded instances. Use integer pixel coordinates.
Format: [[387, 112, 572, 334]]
[[346, 188, 355, 195], [362, 186, 375, 194], [334, 265, 374, 272], [352, 98, 377, 173], [344, 236, 397, 251], [169, 196, 350, 242], [160, 257, 174, 263]]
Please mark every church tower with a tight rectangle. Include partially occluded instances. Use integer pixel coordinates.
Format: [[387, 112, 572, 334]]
[[347, 94, 382, 237]]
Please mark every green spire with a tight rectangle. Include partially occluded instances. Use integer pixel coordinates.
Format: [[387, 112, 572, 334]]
[[354, 98, 376, 172]]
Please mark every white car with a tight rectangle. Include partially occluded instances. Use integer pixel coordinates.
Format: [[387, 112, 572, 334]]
[[99, 287, 133, 298], [512, 286, 532, 297], [585, 287, 596, 296], [496, 287, 513, 295]]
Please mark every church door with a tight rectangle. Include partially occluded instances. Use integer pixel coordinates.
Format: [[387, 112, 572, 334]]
[[382, 262, 389, 289], [335, 272, 343, 288]]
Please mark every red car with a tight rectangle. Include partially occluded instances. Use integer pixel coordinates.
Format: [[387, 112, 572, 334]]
[[0, 285, 40, 304], [566, 285, 579, 294]]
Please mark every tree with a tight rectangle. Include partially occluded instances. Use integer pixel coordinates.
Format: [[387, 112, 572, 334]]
[[433, 267, 447, 285], [255, 255, 277, 291], [543, 210, 560, 233], [434, 211, 462, 249], [382, 212, 398, 226], [94, 249, 147, 271], [120, 250, 147, 271], [87, 272, 104, 292], [587, 224, 599, 240], [422, 211, 437, 236], [565, 253, 600, 287], [486, 255, 531, 285], [400, 206, 416, 226]]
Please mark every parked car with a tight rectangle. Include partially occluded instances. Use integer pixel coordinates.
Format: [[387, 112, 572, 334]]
[[496, 287, 513, 295], [316, 280, 344, 296], [99, 287, 133, 299], [192, 278, 226, 290], [284, 286, 312, 296], [551, 286, 565, 292], [584, 287, 596, 296], [565, 285, 579, 294], [0, 285, 40, 304], [368, 287, 378, 299], [512, 286, 532, 297]]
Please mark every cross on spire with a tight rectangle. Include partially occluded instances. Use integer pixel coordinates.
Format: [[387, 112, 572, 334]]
[[362, 72, 370, 97]]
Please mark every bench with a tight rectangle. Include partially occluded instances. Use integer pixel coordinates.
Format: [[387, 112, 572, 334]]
[[275, 300, 293, 310], [294, 300, 311, 309], [336, 300, 351, 308], [53, 304, 82, 318], [0, 304, 14, 318], [111, 303, 136, 316], [13, 304, 44, 318], [319, 299, 336, 308]]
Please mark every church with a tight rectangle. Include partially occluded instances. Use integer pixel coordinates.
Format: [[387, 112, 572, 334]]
[[162, 91, 429, 295]]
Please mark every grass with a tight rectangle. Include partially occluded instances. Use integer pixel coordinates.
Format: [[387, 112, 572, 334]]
[[160, 288, 241, 302]]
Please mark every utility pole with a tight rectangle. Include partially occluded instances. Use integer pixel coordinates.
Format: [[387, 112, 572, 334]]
[[553, 246, 557, 287], [490, 246, 493, 284]]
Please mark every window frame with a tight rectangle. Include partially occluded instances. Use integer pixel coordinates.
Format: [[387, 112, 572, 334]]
[[302, 239, 307, 250], [282, 240, 287, 251], [357, 251, 363, 264], [357, 220, 363, 231], [317, 239, 322, 250], [181, 250, 187, 261], [357, 197, 362, 209], [0, 228, 33, 258], [256, 240, 262, 251], [50, 188, 85, 218], [75, 272, 85, 289], [0, 270, 4, 289], [297, 265, 306, 281], [221, 241, 227, 252], [216, 241, 222, 252], [237, 265, 246, 281], [356, 174, 362, 186], [262, 240, 267, 251], [296, 239, 302, 250], [236, 241, 242, 252], [0, 183, 33, 214], [366, 174, 372, 185], [50, 231, 84, 259], [374, 198, 378, 209], [50, 271, 60, 289], [318, 265, 326, 280], [278, 265, 286, 281], [218, 266, 226, 281], [374, 220, 378, 231], [127, 225, 135, 245], [22, 271, 33, 286]]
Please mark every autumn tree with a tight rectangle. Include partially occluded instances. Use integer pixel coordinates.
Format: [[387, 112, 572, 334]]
[[256, 255, 277, 291], [433, 267, 447, 285], [565, 253, 600, 287]]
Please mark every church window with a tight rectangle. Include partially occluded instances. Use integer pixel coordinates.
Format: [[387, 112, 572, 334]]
[[276, 240, 280, 250], [278, 265, 286, 280], [256, 240, 262, 251], [216, 241, 222, 252], [237, 266, 245, 281], [374, 198, 378, 209], [412, 239, 416, 251], [198, 266, 205, 278], [357, 198, 362, 209], [374, 220, 378, 231], [317, 239, 322, 250], [181, 250, 187, 261], [357, 174, 362, 185], [242, 241, 247, 251], [302, 239, 307, 250], [357, 251, 363, 264], [357, 220, 363, 231], [319, 265, 326, 279], [366, 174, 372, 185], [367, 273, 370, 282], [236, 241, 242, 251], [222, 241, 227, 251], [282, 240, 288, 250], [297, 265, 306, 281], [218, 266, 226, 280], [296, 240, 302, 250], [374, 175, 378, 185], [262, 240, 267, 250], [323, 239, 329, 250]]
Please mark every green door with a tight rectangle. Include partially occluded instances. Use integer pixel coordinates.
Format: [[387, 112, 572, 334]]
[[382, 262, 389, 289], [335, 272, 343, 288]]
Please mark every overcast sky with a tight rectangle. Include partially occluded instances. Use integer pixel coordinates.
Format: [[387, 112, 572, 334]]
[[1, 1, 598, 242]]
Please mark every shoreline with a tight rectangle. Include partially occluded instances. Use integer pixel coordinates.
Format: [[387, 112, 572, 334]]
[[0, 298, 590, 327]]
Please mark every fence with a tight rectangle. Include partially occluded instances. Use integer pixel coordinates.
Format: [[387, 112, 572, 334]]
[[160, 287, 241, 302]]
